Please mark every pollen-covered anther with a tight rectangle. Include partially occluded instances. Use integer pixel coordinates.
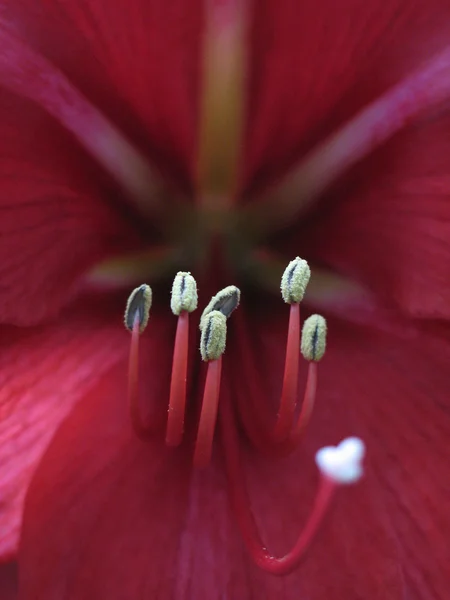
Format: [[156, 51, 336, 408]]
[[200, 285, 240, 330], [316, 437, 366, 484], [170, 271, 198, 315], [301, 314, 327, 361], [200, 310, 227, 361], [124, 284, 152, 333], [281, 256, 311, 304]]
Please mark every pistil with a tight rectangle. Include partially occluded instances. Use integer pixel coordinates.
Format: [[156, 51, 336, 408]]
[[221, 393, 365, 575]]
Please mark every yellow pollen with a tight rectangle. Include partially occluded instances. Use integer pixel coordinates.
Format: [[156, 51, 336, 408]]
[[200, 310, 227, 361], [281, 257, 311, 304], [301, 314, 327, 361], [170, 272, 198, 315]]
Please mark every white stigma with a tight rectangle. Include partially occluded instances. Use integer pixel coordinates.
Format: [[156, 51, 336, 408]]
[[315, 437, 365, 484]]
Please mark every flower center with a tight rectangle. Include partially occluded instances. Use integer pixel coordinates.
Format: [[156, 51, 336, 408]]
[[124, 256, 365, 576]]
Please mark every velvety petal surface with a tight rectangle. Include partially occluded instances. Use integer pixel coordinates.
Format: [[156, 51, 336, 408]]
[[297, 114, 450, 319], [0, 561, 17, 600], [4, 0, 202, 188], [18, 358, 366, 600], [17, 339, 195, 600], [247, 308, 450, 599], [0, 83, 140, 325], [0, 299, 132, 558], [243, 0, 450, 196]]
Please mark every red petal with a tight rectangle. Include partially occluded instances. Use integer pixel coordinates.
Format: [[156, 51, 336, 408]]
[[0, 300, 131, 559], [0, 83, 138, 325], [20, 306, 446, 599], [0, 562, 17, 600], [299, 114, 450, 319], [19, 363, 396, 600], [241, 309, 450, 599], [243, 0, 450, 195], [18, 351, 195, 600], [4, 0, 202, 187]]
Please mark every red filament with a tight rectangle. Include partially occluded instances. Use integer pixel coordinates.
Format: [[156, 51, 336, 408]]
[[193, 357, 223, 468], [274, 302, 300, 441], [166, 311, 190, 447], [128, 316, 152, 438], [286, 361, 317, 447], [232, 305, 316, 455]]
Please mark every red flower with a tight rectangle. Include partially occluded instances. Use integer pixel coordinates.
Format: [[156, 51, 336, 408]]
[[0, 1, 450, 598]]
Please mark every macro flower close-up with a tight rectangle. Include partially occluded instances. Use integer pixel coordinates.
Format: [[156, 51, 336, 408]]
[[0, 0, 450, 598]]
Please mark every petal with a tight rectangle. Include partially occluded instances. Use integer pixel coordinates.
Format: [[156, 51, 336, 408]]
[[19, 305, 449, 598], [4, 0, 202, 187], [16, 301, 389, 600], [18, 358, 399, 600], [18, 353, 195, 600], [0, 562, 17, 600], [301, 113, 450, 319], [248, 308, 450, 599], [0, 85, 139, 325], [0, 299, 131, 558], [243, 0, 450, 196]]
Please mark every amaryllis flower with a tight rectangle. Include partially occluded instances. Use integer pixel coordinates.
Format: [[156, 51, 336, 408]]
[[1, 0, 450, 598]]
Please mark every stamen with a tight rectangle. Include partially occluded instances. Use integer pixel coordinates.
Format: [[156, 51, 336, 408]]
[[124, 285, 153, 438], [221, 393, 365, 575], [194, 285, 240, 468], [230, 261, 327, 456], [166, 273, 198, 447], [274, 258, 311, 440]]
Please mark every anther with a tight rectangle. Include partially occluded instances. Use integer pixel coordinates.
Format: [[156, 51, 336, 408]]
[[170, 271, 198, 315], [125, 284, 153, 439], [166, 273, 198, 447], [200, 285, 240, 330], [124, 284, 152, 333], [280, 257, 310, 304], [301, 314, 327, 362], [200, 310, 227, 361]]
